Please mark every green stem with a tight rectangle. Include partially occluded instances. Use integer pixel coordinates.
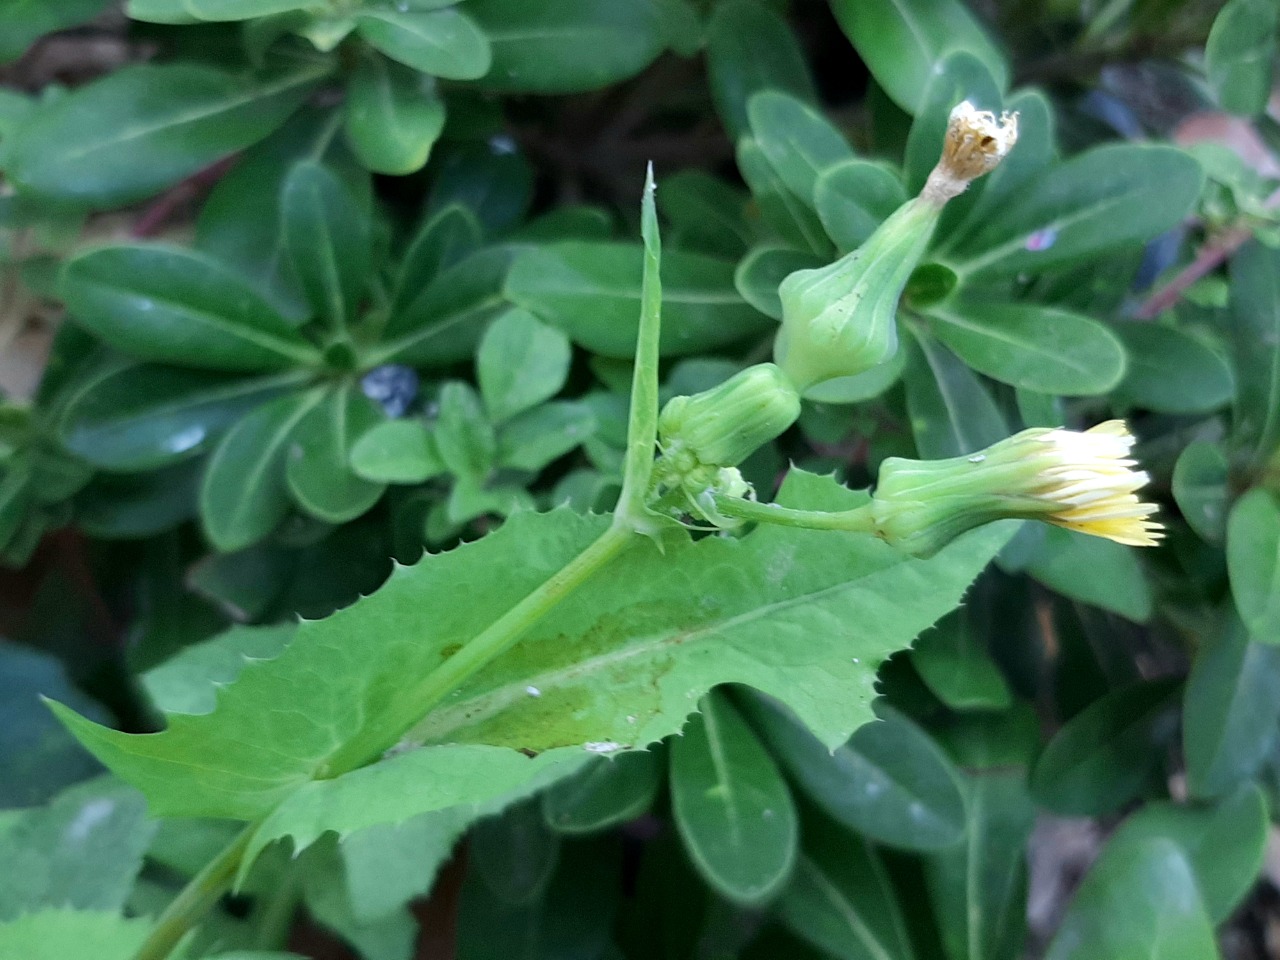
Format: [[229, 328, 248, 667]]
[[328, 522, 637, 771], [710, 495, 878, 534], [135, 825, 255, 960]]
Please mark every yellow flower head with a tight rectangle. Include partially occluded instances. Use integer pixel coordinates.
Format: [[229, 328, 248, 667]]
[[1021, 420, 1163, 546], [870, 420, 1163, 556]]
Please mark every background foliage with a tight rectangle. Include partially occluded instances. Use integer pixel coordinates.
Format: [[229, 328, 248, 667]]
[[1, 0, 1278, 958]]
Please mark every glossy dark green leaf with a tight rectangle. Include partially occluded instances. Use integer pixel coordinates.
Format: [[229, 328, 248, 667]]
[[912, 611, 1012, 712], [477, 308, 573, 424], [1026, 526, 1153, 623], [814, 160, 906, 252], [286, 385, 386, 524], [745, 695, 967, 851], [466, 0, 664, 93], [340, 809, 471, 924], [356, 8, 492, 81], [658, 171, 754, 258], [184, 0, 312, 17], [506, 242, 772, 358], [435, 381, 496, 480], [1206, 0, 1278, 116], [350, 418, 445, 485], [949, 145, 1204, 278], [903, 328, 1007, 460], [282, 161, 372, 329], [705, 0, 816, 139], [1110, 324, 1234, 414], [1045, 836, 1217, 960], [542, 751, 661, 835], [378, 247, 514, 367], [736, 136, 831, 254], [200, 390, 324, 552], [496, 401, 596, 473], [829, 0, 1006, 113], [926, 301, 1125, 396], [778, 811, 914, 960], [924, 770, 1034, 960], [1031, 680, 1180, 815], [426, 140, 533, 237], [1172, 440, 1229, 543], [734, 245, 823, 320], [670, 692, 798, 905], [0, 0, 110, 63], [1108, 785, 1267, 924], [394, 204, 484, 311], [1229, 241, 1280, 464], [472, 798, 561, 905], [1227, 488, 1280, 643], [5, 63, 324, 207], [60, 245, 319, 371], [457, 838, 621, 960], [747, 91, 855, 207], [58, 363, 306, 471], [76, 460, 202, 541]]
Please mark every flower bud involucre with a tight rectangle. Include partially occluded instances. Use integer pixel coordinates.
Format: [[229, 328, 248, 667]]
[[773, 100, 1019, 397]]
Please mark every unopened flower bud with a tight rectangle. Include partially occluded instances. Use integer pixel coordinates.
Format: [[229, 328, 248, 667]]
[[870, 420, 1163, 557], [658, 363, 801, 469], [774, 100, 1018, 396]]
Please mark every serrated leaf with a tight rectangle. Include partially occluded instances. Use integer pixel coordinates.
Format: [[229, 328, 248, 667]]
[[282, 161, 371, 330], [541, 751, 661, 835], [200, 390, 324, 552], [949, 145, 1204, 278], [356, 9, 492, 81], [0, 778, 157, 920], [53, 471, 1006, 826], [1184, 609, 1280, 796], [829, 0, 1007, 113], [4, 63, 324, 207], [478, 309, 572, 424], [350, 419, 445, 484], [0, 910, 151, 960], [925, 301, 1126, 396], [143, 624, 296, 717], [61, 245, 319, 372], [1227, 489, 1280, 642], [506, 242, 773, 358], [744, 694, 967, 851], [670, 691, 798, 905], [340, 810, 471, 924], [286, 385, 386, 524]]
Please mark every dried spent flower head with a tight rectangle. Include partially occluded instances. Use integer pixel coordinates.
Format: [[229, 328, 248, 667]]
[[870, 419, 1163, 556], [1024, 420, 1163, 546], [923, 100, 1019, 203]]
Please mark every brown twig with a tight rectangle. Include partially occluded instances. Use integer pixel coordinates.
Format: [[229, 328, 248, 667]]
[[1134, 224, 1251, 319], [130, 155, 239, 239]]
